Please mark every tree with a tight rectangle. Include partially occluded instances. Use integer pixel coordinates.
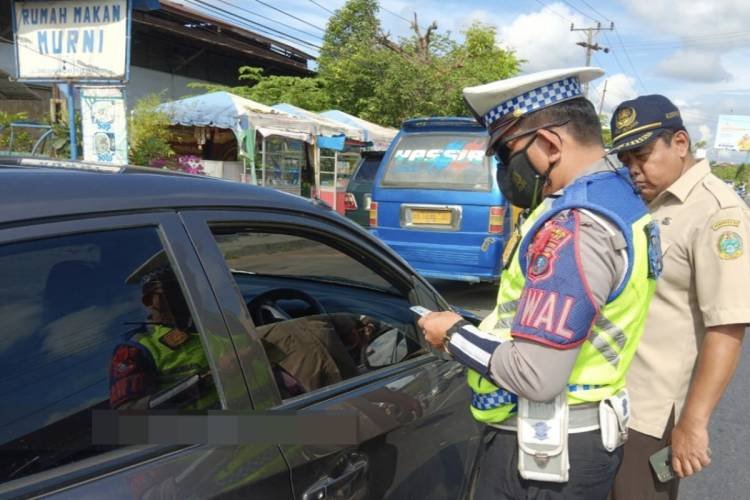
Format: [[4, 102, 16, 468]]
[[362, 21, 520, 125], [317, 0, 392, 117], [186, 0, 520, 127], [189, 66, 332, 111], [128, 94, 174, 166]]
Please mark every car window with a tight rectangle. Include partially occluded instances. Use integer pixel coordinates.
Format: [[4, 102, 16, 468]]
[[352, 157, 381, 183], [0, 227, 221, 484], [381, 133, 492, 191], [210, 229, 427, 399]]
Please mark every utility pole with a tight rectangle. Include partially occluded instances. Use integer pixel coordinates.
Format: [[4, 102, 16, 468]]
[[571, 22, 614, 97], [598, 79, 608, 115]]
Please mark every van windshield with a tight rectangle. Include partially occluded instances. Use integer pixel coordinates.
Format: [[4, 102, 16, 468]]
[[381, 133, 492, 191]]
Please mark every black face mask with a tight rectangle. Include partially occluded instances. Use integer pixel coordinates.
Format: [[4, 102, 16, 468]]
[[496, 134, 545, 210]]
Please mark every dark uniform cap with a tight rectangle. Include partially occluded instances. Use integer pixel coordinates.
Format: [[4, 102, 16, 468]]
[[609, 94, 685, 154]]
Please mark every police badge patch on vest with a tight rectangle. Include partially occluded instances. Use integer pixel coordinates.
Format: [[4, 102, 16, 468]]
[[160, 328, 190, 349], [527, 219, 573, 281]]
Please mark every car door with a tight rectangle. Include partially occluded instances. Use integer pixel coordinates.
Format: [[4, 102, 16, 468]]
[[180, 208, 481, 499], [0, 212, 292, 499]]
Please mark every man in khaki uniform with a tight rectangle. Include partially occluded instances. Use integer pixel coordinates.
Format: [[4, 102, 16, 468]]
[[609, 95, 750, 500]]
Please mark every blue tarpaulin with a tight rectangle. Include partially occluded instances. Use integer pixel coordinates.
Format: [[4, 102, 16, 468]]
[[316, 134, 346, 151]]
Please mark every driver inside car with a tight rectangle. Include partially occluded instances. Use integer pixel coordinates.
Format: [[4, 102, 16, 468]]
[[255, 313, 386, 397]]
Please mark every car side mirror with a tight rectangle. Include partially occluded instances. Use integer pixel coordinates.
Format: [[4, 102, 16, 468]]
[[364, 328, 408, 369]]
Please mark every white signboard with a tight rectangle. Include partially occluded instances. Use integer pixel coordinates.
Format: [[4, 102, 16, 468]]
[[12, 0, 130, 81], [80, 86, 128, 165], [714, 114, 750, 152]]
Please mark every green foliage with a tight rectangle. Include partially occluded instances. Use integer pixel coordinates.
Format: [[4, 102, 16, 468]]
[[712, 163, 750, 186], [49, 112, 82, 158], [0, 111, 33, 152], [189, 67, 332, 111], [187, 1, 520, 128], [361, 23, 519, 125], [599, 114, 612, 148], [128, 94, 174, 166]]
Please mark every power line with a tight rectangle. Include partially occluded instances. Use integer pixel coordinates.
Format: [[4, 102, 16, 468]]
[[185, 0, 323, 50], [613, 28, 648, 93], [533, 0, 574, 24], [560, 0, 599, 23], [252, 0, 326, 33], [602, 32, 630, 79], [308, 0, 334, 15], [378, 2, 431, 33], [576, 0, 613, 23], [214, 0, 325, 41]]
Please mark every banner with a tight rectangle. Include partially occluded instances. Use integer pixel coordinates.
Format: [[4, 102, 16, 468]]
[[80, 86, 128, 165], [714, 114, 750, 152], [12, 0, 130, 81]]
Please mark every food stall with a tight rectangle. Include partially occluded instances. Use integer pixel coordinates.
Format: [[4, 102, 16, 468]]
[[319, 110, 398, 152], [158, 92, 319, 195], [272, 103, 366, 212]]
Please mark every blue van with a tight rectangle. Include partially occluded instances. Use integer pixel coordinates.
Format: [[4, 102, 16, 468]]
[[369, 117, 512, 283]]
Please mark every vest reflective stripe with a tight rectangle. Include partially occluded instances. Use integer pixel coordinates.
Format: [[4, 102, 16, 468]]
[[472, 384, 604, 411], [137, 325, 218, 408], [467, 171, 656, 425]]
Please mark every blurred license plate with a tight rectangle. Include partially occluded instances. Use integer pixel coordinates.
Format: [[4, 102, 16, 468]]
[[412, 209, 452, 225]]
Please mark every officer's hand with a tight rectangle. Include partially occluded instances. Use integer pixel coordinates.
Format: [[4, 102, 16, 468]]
[[670, 418, 711, 478], [418, 311, 462, 349]]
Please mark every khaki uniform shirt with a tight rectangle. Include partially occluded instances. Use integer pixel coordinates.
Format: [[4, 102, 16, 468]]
[[627, 160, 750, 438]]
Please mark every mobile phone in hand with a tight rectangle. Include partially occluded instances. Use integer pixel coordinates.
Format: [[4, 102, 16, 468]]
[[410, 305, 432, 317], [649, 446, 675, 483]]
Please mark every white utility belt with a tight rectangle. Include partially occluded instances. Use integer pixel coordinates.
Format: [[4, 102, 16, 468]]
[[490, 402, 600, 434], [486, 390, 630, 483]]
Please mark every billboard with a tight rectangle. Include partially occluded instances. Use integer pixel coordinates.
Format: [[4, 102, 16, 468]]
[[12, 0, 131, 81], [80, 86, 128, 165], [714, 114, 750, 152]]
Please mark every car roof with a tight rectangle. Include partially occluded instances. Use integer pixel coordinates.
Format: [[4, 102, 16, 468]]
[[0, 157, 334, 225]]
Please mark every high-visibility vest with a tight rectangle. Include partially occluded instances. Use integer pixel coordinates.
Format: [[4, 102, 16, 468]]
[[134, 325, 220, 409], [467, 169, 659, 424]]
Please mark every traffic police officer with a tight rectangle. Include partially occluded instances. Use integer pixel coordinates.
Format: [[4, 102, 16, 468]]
[[609, 95, 750, 500], [109, 252, 219, 410], [419, 67, 661, 499]]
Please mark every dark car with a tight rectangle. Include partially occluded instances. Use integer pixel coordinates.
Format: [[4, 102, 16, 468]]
[[0, 157, 480, 499], [344, 151, 385, 228]]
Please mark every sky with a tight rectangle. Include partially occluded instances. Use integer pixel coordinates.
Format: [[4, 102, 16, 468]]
[[176, 0, 750, 163]]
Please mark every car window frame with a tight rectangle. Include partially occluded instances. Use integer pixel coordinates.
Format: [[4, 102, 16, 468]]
[[0, 211, 253, 495], [179, 208, 447, 410]]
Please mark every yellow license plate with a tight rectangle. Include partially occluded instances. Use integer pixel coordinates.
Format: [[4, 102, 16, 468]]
[[412, 209, 452, 225]]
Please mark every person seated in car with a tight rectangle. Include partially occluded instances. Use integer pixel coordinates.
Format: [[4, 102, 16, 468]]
[[109, 252, 219, 410], [256, 313, 383, 394]]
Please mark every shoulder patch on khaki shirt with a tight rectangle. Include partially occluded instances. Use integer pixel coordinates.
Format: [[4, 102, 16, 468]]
[[711, 219, 741, 231], [716, 231, 744, 260]]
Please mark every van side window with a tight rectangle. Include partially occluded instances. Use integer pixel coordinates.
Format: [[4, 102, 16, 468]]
[[0, 228, 220, 485]]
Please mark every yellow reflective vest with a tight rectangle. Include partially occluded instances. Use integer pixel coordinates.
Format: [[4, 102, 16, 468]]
[[467, 169, 660, 424]]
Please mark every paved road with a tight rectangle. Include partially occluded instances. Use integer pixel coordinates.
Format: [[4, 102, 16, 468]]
[[432, 279, 750, 500]]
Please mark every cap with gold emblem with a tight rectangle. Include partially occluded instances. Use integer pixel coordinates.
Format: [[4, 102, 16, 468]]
[[609, 94, 685, 154], [463, 67, 604, 153]]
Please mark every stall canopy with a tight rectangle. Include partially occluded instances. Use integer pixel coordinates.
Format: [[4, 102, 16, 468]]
[[157, 91, 319, 142], [319, 110, 398, 151], [272, 103, 366, 149]]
